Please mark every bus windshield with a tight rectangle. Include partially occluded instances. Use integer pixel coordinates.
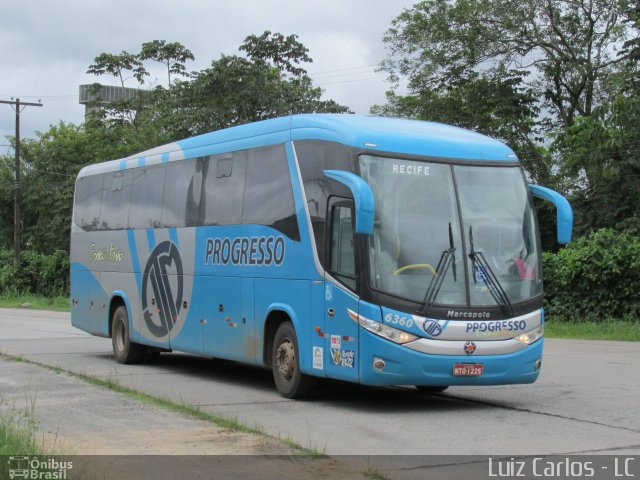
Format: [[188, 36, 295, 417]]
[[359, 155, 542, 308]]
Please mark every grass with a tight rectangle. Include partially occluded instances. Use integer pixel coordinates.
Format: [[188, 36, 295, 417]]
[[0, 294, 69, 312], [363, 464, 390, 480], [544, 320, 640, 341], [0, 396, 42, 456]]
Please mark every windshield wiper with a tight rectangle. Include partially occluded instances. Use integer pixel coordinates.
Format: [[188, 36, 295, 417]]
[[420, 223, 456, 315], [468, 225, 514, 315]]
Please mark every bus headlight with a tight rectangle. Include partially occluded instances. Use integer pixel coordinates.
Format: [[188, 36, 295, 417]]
[[514, 325, 544, 345], [348, 310, 418, 344]]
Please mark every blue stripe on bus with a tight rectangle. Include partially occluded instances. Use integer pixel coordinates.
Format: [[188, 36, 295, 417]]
[[169, 228, 179, 246], [127, 229, 143, 294], [146, 228, 156, 251]]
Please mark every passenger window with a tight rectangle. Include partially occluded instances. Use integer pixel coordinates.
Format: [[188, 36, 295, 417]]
[[243, 145, 300, 240], [74, 175, 104, 231], [101, 171, 132, 230], [203, 152, 246, 225], [329, 202, 356, 290], [162, 159, 204, 228], [129, 166, 165, 229]]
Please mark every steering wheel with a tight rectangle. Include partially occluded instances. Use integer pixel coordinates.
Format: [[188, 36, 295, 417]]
[[392, 264, 437, 276]]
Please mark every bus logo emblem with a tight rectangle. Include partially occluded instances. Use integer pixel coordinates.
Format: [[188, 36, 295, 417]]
[[423, 319, 443, 338], [141, 241, 184, 337]]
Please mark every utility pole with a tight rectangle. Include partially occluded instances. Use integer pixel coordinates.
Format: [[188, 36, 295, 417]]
[[0, 98, 43, 266]]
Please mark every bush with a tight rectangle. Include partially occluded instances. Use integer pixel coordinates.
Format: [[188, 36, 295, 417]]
[[543, 229, 640, 322], [0, 249, 69, 297]]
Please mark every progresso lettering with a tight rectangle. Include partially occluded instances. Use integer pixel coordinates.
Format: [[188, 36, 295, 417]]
[[465, 320, 527, 333], [204, 236, 285, 267]]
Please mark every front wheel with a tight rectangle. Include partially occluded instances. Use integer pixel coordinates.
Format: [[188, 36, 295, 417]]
[[112, 305, 145, 364], [272, 322, 315, 399]]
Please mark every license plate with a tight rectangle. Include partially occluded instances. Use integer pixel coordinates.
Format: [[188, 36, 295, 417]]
[[453, 363, 484, 376]]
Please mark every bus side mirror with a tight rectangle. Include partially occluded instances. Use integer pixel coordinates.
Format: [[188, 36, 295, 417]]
[[323, 170, 375, 235], [529, 184, 573, 244]]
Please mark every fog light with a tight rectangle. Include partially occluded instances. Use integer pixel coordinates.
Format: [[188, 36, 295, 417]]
[[535, 359, 542, 370], [373, 358, 385, 371]]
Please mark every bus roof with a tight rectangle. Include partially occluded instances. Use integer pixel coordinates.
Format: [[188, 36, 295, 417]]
[[78, 114, 518, 177]]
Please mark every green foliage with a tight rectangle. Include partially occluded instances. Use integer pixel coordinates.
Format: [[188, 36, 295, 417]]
[[87, 50, 148, 87], [542, 229, 640, 322], [552, 95, 640, 234], [85, 33, 349, 141], [381, 0, 637, 129], [139, 40, 195, 86], [0, 249, 68, 297]]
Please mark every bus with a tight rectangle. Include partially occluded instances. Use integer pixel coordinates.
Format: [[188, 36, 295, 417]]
[[70, 114, 572, 398]]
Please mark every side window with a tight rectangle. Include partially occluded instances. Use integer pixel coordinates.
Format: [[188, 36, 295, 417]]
[[203, 152, 246, 225], [129, 166, 165, 229], [161, 159, 204, 228], [328, 201, 356, 290], [243, 145, 300, 240], [101, 171, 132, 230], [74, 175, 104, 231]]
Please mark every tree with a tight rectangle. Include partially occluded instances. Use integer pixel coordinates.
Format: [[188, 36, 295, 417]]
[[240, 31, 312, 77], [85, 33, 349, 140], [86, 51, 148, 87], [381, 0, 638, 130], [139, 40, 195, 87], [553, 95, 640, 234], [17, 123, 108, 254]]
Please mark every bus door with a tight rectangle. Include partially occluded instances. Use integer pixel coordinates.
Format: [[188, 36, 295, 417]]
[[201, 276, 253, 362], [324, 198, 360, 382]]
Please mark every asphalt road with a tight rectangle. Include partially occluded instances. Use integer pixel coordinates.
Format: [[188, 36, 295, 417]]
[[1, 308, 639, 456]]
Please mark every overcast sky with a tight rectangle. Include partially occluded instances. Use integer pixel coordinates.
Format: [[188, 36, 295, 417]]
[[0, 0, 416, 148]]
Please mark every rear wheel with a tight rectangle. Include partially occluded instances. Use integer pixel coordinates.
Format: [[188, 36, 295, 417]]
[[112, 306, 145, 364], [272, 321, 315, 399], [415, 385, 449, 394]]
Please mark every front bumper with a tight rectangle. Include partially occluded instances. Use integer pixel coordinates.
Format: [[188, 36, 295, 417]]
[[359, 329, 543, 387]]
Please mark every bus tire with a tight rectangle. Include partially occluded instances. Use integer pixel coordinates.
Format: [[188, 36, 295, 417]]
[[415, 385, 448, 394], [272, 321, 315, 399], [111, 306, 145, 364]]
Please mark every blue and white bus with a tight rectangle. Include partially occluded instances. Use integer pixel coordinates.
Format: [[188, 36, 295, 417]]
[[70, 114, 572, 398]]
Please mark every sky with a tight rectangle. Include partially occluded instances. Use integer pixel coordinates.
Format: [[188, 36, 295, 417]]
[[0, 0, 416, 148]]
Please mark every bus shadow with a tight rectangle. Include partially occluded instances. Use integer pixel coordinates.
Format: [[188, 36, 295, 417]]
[[138, 352, 494, 413]]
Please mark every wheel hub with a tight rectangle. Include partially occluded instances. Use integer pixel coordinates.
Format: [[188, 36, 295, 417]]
[[276, 339, 295, 381]]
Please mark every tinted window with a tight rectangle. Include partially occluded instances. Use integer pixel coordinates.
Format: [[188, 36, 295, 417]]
[[74, 175, 103, 231], [243, 145, 299, 240], [101, 171, 132, 230], [129, 166, 165, 229], [329, 202, 356, 290], [203, 152, 246, 226], [162, 158, 205, 227], [295, 141, 354, 262]]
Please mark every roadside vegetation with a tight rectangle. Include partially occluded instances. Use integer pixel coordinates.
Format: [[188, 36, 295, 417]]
[[0, 396, 42, 456]]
